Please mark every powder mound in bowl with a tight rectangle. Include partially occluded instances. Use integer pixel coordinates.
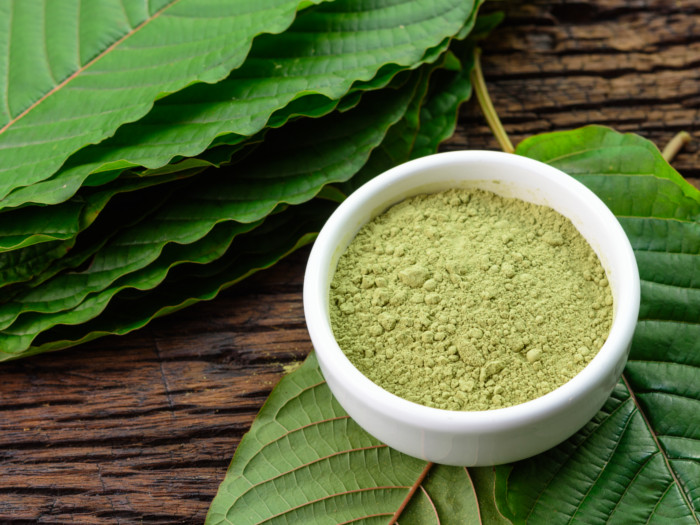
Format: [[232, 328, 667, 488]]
[[329, 188, 613, 411]]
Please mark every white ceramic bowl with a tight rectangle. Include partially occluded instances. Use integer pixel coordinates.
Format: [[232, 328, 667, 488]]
[[303, 150, 640, 466]]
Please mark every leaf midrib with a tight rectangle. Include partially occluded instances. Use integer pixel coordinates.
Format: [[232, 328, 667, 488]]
[[0, 0, 182, 136]]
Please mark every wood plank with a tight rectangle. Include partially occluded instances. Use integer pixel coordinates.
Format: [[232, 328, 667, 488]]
[[450, 0, 700, 185]]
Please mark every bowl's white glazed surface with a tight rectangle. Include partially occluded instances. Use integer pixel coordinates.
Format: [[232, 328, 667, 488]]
[[303, 151, 640, 466]]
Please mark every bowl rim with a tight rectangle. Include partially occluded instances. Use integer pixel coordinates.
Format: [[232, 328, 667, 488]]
[[303, 150, 640, 432]]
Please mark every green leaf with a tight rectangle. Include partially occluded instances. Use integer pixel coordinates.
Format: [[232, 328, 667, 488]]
[[0, 216, 262, 334], [0, 161, 209, 254], [0, 169, 205, 300], [0, 240, 74, 292], [410, 14, 502, 160], [21, 203, 331, 358], [470, 467, 512, 525], [491, 126, 700, 524], [0, 0, 479, 211], [0, 201, 84, 251], [6, 177, 189, 299], [339, 43, 477, 193], [516, 126, 699, 219], [0, 182, 184, 329], [0, 0, 331, 202], [0, 0, 480, 259], [0, 65, 427, 355], [4, 35, 479, 359], [204, 352, 481, 525], [401, 465, 483, 524]]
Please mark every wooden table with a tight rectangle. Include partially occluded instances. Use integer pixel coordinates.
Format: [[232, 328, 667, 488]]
[[1, 1, 698, 523]]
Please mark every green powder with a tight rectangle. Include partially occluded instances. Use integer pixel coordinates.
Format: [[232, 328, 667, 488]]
[[329, 188, 613, 411]]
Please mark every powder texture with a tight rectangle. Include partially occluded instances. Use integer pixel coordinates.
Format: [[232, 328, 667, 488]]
[[329, 188, 613, 411]]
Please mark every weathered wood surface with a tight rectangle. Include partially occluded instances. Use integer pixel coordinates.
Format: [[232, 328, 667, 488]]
[[450, 0, 700, 186], [1, 2, 698, 523]]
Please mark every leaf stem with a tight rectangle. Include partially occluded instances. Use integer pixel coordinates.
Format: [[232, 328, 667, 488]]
[[389, 462, 434, 524], [471, 48, 514, 154], [661, 131, 691, 163]]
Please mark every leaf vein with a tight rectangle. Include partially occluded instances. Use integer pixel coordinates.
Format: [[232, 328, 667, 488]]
[[567, 397, 638, 524], [606, 450, 659, 522], [465, 467, 481, 525], [627, 359, 700, 371], [253, 485, 409, 525], [389, 462, 433, 524], [617, 214, 697, 224], [637, 390, 700, 406], [644, 481, 676, 525], [634, 247, 700, 257], [337, 513, 395, 525], [637, 317, 700, 327], [238, 444, 389, 506], [640, 277, 700, 292], [523, 394, 635, 521], [420, 484, 440, 524], [0, 0, 183, 136], [240, 415, 351, 476], [621, 374, 700, 524], [117, 0, 135, 32], [40, 3, 56, 86], [3, 1, 12, 120]]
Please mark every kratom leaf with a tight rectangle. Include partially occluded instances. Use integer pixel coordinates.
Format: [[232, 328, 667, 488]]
[[0, 0, 480, 257], [0, 65, 425, 356], [339, 63, 431, 193], [0, 171, 203, 296], [470, 467, 512, 525], [22, 202, 332, 358], [0, 181, 186, 330], [6, 39, 478, 359], [410, 51, 471, 159], [0, 86, 359, 256], [0, 163, 208, 254], [0, 218, 264, 354], [401, 465, 483, 524], [0, 0, 480, 211], [0, 0, 331, 203], [204, 352, 481, 525], [0, 240, 74, 290], [6, 178, 187, 296], [339, 43, 477, 193], [491, 126, 700, 523], [0, 202, 85, 251]]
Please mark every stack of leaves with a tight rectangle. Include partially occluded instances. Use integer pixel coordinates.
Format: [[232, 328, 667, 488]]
[[0, 0, 493, 360]]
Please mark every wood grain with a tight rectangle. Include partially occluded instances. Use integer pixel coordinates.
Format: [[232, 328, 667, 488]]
[[0, 2, 698, 523], [0, 253, 312, 524], [449, 0, 700, 186]]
